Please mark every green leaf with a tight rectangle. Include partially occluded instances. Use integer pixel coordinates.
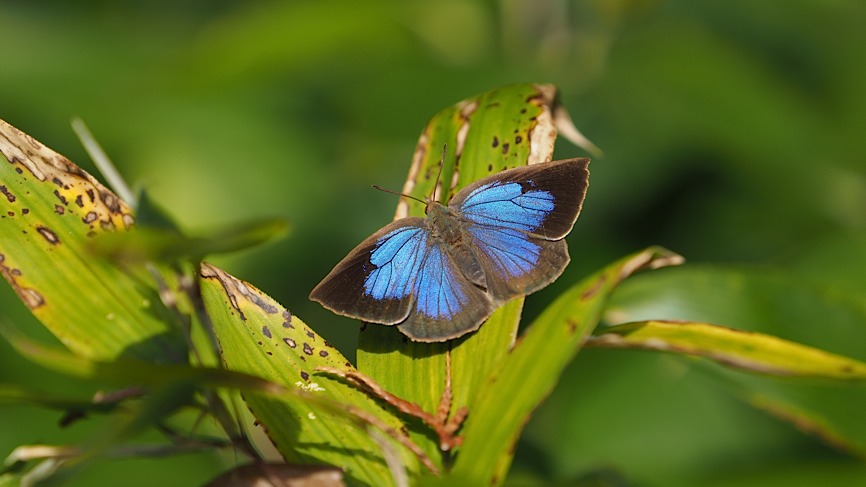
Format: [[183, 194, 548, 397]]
[[0, 322, 281, 394], [589, 320, 866, 379], [89, 218, 289, 265], [199, 262, 428, 486], [356, 83, 594, 464], [606, 265, 866, 457], [0, 118, 183, 361], [449, 247, 683, 485]]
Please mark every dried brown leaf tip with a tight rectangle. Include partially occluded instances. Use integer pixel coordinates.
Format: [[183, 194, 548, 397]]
[[205, 462, 346, 487]]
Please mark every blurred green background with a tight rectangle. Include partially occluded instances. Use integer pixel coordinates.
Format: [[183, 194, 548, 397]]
[[1, 0, 864, 485]]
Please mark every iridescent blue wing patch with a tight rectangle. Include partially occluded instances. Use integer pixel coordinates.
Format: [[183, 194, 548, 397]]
[[453, 158, 589, 240], [309, 218, 428, 325], [452, 158, 589, 301], [396, 241, 494, 341]]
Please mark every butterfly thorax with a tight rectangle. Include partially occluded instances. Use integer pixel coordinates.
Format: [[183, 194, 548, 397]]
[[425, 201, 462, 243], [425, 200, 488, 288]]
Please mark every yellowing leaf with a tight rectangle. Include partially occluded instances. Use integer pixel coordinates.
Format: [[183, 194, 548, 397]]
[[589, 320, 866, 380], [0, 118, 183, 361]]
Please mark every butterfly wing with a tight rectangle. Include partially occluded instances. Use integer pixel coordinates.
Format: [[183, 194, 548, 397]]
[[397, 239, 495, 342], [309, 218, 428, 325], [311, 215, 495, 341], [452, 158, 589, 301]]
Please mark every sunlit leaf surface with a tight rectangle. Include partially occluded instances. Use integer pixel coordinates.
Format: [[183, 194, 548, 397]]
[[0, 119, 183, 361], [200, 262, 424, 486]]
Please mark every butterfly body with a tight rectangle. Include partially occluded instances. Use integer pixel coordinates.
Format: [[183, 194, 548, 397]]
[[310, 158, 590, 342]]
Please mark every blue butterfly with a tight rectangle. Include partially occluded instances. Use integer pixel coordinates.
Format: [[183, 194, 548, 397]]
[[310, 157, 590, 342]]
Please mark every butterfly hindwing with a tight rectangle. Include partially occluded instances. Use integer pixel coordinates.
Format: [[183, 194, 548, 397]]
[[309, 218, 427, 325], [397, 241, 495, 341]]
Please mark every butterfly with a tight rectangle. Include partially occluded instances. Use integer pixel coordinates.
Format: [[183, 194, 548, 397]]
[[310, 157, 590, 342]]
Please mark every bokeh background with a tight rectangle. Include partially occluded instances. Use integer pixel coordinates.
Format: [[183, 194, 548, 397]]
[[1, 0, 864, 485]]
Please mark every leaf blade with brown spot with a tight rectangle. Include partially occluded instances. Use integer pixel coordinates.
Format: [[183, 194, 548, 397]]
[[0, 118, 183, 361], [200, 262, 426, 485]]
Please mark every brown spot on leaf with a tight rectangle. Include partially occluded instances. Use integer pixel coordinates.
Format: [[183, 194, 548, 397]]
[[515, 135, 523, 144], [100, 192, 119, 213], [300, 371, 309, 381], [0, 254, 45, 309], [303, 343, 313, 355], [82, 212, 98, 224], [319, 350, 329, 358], [15, 167, 23, 174], [21, 208, 28, 215], [54, 205, 65, 215], [36, 226, 60, 245], [21, 287, 45, 308], [582, 274, 608, 300], [51, 177, 63, 187], [53, 190, 68, 205], [283, 338, 297, 348], [306, 329, 315, 339], [502, 143, 510, 154], [75, 195, 84, 207], [491, 136, 499, 148], [86, 189, 95, 203], [262, 325, 272, 339], [0, 185, 15, 202]]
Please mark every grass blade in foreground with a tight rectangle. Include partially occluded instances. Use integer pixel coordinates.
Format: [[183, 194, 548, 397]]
[[589, 320, 866, 379], [0, 118, 183, 361], [200, 263, 425, 486], [450, 247, 683, 485]]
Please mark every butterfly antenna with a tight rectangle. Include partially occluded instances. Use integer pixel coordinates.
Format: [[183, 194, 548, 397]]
[[371, 184, 426, 205], [429, 144, 447, 202]]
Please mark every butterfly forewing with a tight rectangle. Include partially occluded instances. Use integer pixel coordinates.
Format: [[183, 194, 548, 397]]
[[454, 158, 589, 240], [309, 218, 427, 325]]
